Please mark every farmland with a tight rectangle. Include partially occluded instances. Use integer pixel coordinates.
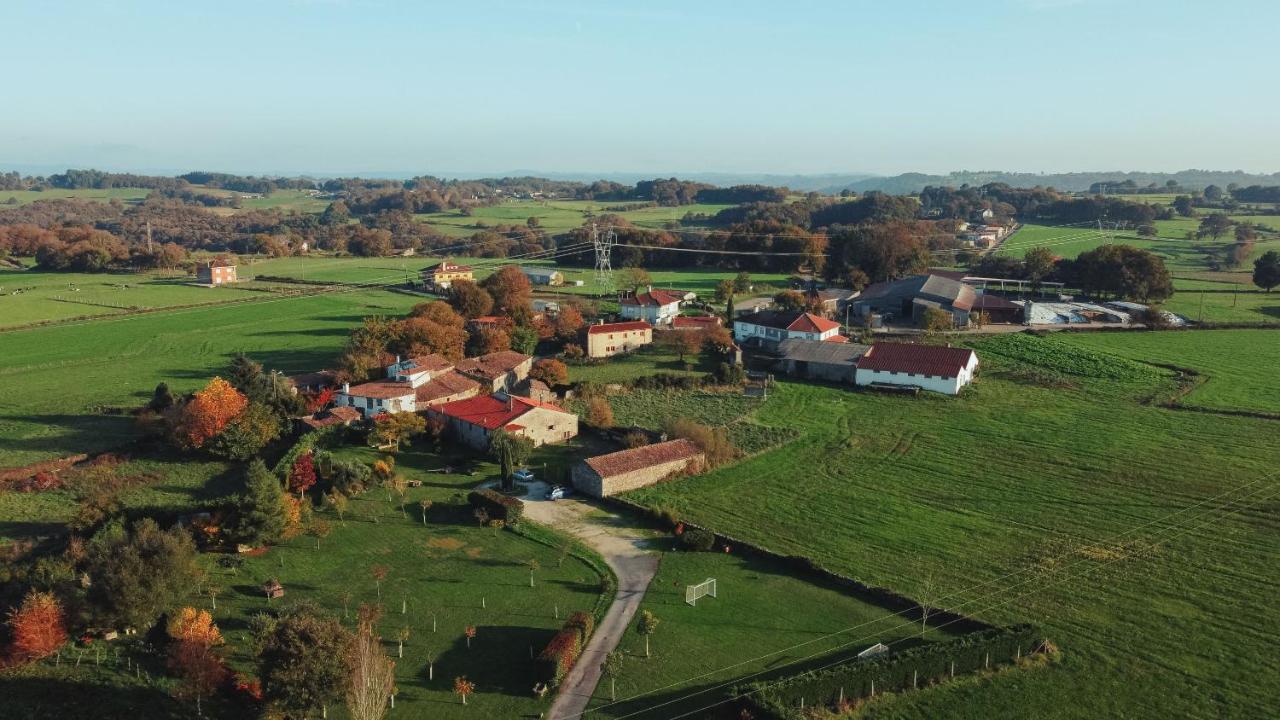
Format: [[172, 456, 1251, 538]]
[[414, 199, 737, 237], [1063, 329, 1280, 414], [0, 287, 421, 468], [622, 337, 1280, 719]]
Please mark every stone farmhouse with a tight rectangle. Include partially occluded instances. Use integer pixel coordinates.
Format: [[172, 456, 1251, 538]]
[[734, 309, 845, 347], [455, 350, 533, 392], [854, 342, 979, 395], [421, 259, 473, 289], [427, 393, 579, 449], [585, 320, 653, 359], [571, 439, 704, 497], [196, 258, 237, 285], [335, 354, 483, 417], [619, 287, 686, 326]]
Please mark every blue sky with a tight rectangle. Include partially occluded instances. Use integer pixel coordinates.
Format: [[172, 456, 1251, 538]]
[[2, 0, 1277, 176]]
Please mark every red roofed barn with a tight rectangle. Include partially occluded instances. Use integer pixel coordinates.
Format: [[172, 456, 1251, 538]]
[[854, 342, 979, 395], [571, 439, 705, 497]]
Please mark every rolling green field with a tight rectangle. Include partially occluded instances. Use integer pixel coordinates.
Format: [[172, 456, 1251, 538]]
[[619, 334, 1280, 719], [0, 287, 420, 468], [0, 266, 269, 327], [1160, 279, 1280, 325], [1063, 329, 1280, 413], [999, 220, 1280, 271], [0, 187, 152, 206], [415, 199, 737, 238], [0, 186, 329, 214]]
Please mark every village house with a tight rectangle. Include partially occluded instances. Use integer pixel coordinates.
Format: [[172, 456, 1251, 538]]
[[421, 259, 473, 290], [467, 315, 510, 334], [772, 338, 870, 385], [854, 342, 979, 395], [521, 266, 565, 286], [196, 258, 237, 285], [455, 350, 533, 392], [734, 309, 845, 347], [585, 320, 653, 358], [571, 439, 704, 498], [850, 274, 976, 328], [427, 393, 579, 449], [298, 405, 362, 431], [335, 379, 417, 417], [383, 353, 483, 407], [619, 287, 686, 326], [285, 369, 338, 394]]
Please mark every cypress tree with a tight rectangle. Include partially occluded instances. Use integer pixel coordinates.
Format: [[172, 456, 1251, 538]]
[[232, 459, 287, 547]]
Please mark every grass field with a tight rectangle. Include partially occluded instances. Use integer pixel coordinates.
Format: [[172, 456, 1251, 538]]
[[618, 335, 1280, 719], [1, 444, 612, 720], [0, 187, 152, 206], [1062, 329, 1280, 414], [415, 199, 737, 238], [0, 287, 421, 468], [587, 542, 962, 719], [0, 186, 329, 214], [999, 220, 1280, 273], [1161, 279, 1280, 325]]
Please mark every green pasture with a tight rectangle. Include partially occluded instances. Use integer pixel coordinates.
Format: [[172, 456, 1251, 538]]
[[414, 199, 736, 238], [620, 335, 1280, 719], [0, 287, 420, 468], [0, 187, 152, 207]]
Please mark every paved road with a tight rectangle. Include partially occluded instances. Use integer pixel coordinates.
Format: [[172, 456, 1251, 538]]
[[521, 483, 660, 720]]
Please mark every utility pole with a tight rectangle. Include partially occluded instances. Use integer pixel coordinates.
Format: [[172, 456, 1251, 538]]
[[593, 223, 615, 291]]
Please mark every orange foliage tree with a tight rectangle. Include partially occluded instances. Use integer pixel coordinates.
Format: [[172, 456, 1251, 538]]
[[174, 377, 248, 448], [168, 607, 224, 648], [6, 590, 67, 663], [167, 607, 228, 716]]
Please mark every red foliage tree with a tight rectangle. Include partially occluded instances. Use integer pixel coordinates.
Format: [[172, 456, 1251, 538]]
[[304, 387, 335, 413], [6, 590, 67, 663], [174, 377, 249, 448], [288, 453, 317, 499], [480, 265, 533, 312]]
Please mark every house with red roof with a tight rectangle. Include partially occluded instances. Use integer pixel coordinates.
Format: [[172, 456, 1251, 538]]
[[585, 320, 653, 358], [336, 379, 418, 417], [426, 393, 579, 449], [455, 350, 533, 392], [619, 287, 686, 326], [733, 309, 845, 346], [421, 259, 473, 289], [196, 257, 237, 285], [854, 342, 979, 395]]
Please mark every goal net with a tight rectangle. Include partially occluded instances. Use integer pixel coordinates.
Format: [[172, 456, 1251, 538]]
[[685, 578, 718, 606]]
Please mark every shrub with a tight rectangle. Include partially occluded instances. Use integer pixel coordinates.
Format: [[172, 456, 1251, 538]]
[[467, 488, 524, 524], [679, 527, 716, 552], [632, 373, 700, 391], [585, 397, 615, 429], [535, 612, 595, 685]]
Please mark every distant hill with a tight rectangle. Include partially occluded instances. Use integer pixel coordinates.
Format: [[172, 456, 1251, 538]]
[[831, 170, 1280, 195], [495, 170, 878, 192]]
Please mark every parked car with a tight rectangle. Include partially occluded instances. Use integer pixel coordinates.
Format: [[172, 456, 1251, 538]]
[[545, 484, 570, 500], [513, 468, 535, 483]]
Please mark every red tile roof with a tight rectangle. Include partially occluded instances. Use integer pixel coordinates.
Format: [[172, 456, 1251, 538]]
[[425, 259, 472, 274], [455, 351, 531, 380], [823, 334, 850, 343], [587, 321, 652, 335], [414, 371, 481, 404], [344, 380, 416, 399], [672, 316, 722, 330], [405, 354, 454, 373], [583, 439, 703, 479], [619, 289, 685, 307], [299, 405, 362, 429], [855, 343, 976, 378], [434, 394, 571, 431], [787, 312, 841, 333]]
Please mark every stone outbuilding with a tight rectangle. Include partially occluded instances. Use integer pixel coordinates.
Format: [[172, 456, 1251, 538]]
[[773, 338, 871, 385], [571, 439, 705, 497]]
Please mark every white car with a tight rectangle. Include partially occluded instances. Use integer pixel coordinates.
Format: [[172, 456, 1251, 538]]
[[545, 485, 570, 500], [512, 468, 536, 483]]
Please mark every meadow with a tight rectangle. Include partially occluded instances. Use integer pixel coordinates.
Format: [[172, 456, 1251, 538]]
[[0, 187, 152, 206], [619, 334, 1280, 719], [0, 287, 421, 468], [414, 199, 736, 237], [1063, 329, 1280, 414]]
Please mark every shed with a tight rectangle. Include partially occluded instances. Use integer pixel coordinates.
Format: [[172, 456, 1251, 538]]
[[571, 439, 704, 497], [262, 578, 285, 600], [773, 338, 870, 384]]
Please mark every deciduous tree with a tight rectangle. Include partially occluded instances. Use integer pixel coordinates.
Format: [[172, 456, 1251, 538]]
[[6, 590, 67, 663], [529, 358, 568, 386], [1254, 250, 1280, 292], [347, 605, 396, 720], [289, 452, 317, 499], [256, 603, 353, 719], [637, 610, 659, 658], [446, 280, 494, 319], [480, 265, 532, 312], [172, 377, 248, 449]]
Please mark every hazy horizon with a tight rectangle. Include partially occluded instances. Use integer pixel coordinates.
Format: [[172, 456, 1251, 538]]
[[3, 0, 1278, 175]]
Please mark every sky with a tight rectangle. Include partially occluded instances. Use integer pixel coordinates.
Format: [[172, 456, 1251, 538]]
[[2, 0, 1278, 177]]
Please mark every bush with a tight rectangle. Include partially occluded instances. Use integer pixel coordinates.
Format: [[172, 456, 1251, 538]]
[[632, 373, 701, 391], [679, 526, 716, 552], [467, 488, 524, 524], [535, 611, 595, 685]]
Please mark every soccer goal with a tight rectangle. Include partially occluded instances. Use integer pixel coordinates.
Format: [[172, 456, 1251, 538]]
[[685, 578, 718, 606]]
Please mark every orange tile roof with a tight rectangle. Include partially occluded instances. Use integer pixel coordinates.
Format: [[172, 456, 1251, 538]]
[[620, 289, 685, 307], [456, 351, 531, 380], [434, 394, 571, 430], [587, 321, 652, 335], [856, 343, 976, 378], [344, 380, 415, 399], [584, 439, 703, 479], [414, 371, 481, 404]]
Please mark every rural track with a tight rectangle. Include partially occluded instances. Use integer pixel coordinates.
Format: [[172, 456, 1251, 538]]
[[520, 483, 660, 720]]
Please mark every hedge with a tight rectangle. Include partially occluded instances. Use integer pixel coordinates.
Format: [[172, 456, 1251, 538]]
[[272, 425, 344, 479], [535, 612, 596, 685], [467, 488, 524, 524], [734, 624, 1042, 719]]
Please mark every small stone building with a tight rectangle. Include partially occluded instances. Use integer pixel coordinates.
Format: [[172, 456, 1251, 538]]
[[196, 258, 237, 285], [571, 439, 705, 498]]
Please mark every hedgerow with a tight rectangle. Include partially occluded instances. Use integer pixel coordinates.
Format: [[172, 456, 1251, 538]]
[[467, 488, 524, 524]]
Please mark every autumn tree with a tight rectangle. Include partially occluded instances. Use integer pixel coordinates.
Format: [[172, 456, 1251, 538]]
[[468, 327, 511, 355], [663, 418, 735, 468], [713, 279, 734, 303], [585, 396, 615, 429], [602, 650, 623, 701], [619, 266, 652, 291], [347, 605, 396, 720], [480, 265, 532, 312], [529, 358, 568, 386], [368, 412, 427, 450], [446, 280, 494, 319], [6, 590, 67, 663], [553, 305, 585, 340], [167, 607, 228, 716], [637, 610, 660, 658], [256, 603, 353, 719], [171, 377, 248, 449], [208, 401, 283, 460], [1023, 246, 1057, 292], [229, 459, 288, 548], [289, 452, 317, 499], [773, 289, 806, 311], [454, 676, 475, 705]]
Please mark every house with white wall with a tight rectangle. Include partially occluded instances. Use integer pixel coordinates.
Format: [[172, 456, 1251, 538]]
[[853, 342, 979, 395], [734, 310, 845, 346], [619, 287, 685, 326]]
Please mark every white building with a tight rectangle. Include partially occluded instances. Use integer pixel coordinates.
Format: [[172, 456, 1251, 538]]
[[619, 287, 685, 326], [734, 310, 845, 345], [336, 380, 417, 417], [853, 342, 979, 395]]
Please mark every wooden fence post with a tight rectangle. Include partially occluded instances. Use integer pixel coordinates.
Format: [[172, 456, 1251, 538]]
[[950, 661, 955, 678], [985, 652, 990, 669], [913, 669, 918, 689]]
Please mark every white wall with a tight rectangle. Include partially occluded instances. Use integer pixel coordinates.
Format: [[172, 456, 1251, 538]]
[[854, 355, 978, 396]]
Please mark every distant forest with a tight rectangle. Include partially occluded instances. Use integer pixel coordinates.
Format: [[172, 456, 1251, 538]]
[[833, 169, 1280, 195]]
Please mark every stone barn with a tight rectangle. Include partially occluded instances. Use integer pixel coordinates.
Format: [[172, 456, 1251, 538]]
[[773, 338, 870, 384], [571, 439, 705, 498]]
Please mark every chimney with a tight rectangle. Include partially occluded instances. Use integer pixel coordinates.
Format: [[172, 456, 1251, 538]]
[[647, 285, 653, 294], [598, 318, 604, 326], [342, 382, 350, 394], [396, 355, 402, 365], [507, 395, 513, 411]]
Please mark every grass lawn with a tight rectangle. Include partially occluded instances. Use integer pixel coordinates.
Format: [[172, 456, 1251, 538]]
[[619, 339, 1280, 719], [1062, 329, 1280, 414], [0, 187, 152, 206], [1164, 279, 1280, 325], [414, 199, 737, 238], [588, 544, 963, 719], [0, 288, 420, 468], [566, 345, 711, 385]]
